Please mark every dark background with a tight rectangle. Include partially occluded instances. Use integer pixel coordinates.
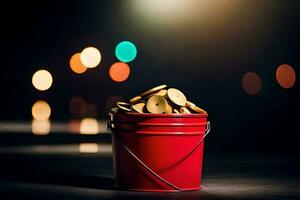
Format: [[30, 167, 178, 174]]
[[1, 0, 299, 154]]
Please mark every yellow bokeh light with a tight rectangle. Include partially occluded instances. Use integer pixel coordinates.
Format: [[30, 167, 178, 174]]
[[32, 69, 53, 91], [80, 47, 101, 68], [79, 143, 99, 153], [32, 100, 51, 120], [79, 118, 99, 135], [32, 119, 51, 135], [70, 53, 88, 74]]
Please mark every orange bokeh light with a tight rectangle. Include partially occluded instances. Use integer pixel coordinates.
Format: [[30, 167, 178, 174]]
[[70, 53, 88, 74], [109, 62, 130, 82], [69, 119, 81, 134], [276, 64, 296, 89], [32, 100, 51, 120], [242, 72, 262, 95]]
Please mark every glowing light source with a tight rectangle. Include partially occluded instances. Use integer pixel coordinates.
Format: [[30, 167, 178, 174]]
[[242, 72, 262, 95], [115, 41, 137, 62], [276, 64, 296, 89], [32, 119, 51, 135], [131, 0, 229, 26], [32, 100, 51, 120], [70, 53, 88, 74], [109, 62, 130, 82], [79, 118, 99, 134], [32, 69, 53, 91], [79, 143, 99, 153], [80, 47, 101, 68], [69, 120, 81, 134]]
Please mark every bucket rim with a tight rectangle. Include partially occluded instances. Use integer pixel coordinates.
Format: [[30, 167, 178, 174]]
[[109, 112, 208, 118]]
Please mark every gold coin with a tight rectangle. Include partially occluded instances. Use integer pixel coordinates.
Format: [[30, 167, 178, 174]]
[[144, 89, 167, 99], [144, 92, 156, 99], [116, 102, 131, 106], [180, 106, 191, 114], [139, 84, 167, 97], [186, 101, 195, 107], [186, 101, 207, 114], [132, 102, 146, 113], [167, 88, 187, 106], [174, 109, 180, 114], [165, 100, 173, 114], [116, 102, 131, 112], [130, 96, 142, 104], [146, 95, 167, 114], [156, 89, 167, 97]]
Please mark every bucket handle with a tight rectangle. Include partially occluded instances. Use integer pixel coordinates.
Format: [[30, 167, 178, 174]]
[[110, 121, 211, 191]]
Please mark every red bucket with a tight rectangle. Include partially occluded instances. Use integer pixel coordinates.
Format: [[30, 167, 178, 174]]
[[108, 113, 210, 192]]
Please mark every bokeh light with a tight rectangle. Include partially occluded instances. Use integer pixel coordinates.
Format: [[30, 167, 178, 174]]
[[109, 62, 130, 82], [79, 118, 99, 134], [80, 103, 98, 117], [79, 143, 99, 153], [115, 41, 137, 62], [70, 53, 88, 74], [32, 100, 51, 120], [32, 119, 51, 135], [242, 72, 262, 95], [69, 119, 81, 134], [69, 96, 87, 117], [80, 47, 101, 68], [32, 69, 53, 91], [276, 64, 296, 89]]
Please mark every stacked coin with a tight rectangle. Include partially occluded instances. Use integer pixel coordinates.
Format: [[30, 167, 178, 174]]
[[110, 85, 207, 114]]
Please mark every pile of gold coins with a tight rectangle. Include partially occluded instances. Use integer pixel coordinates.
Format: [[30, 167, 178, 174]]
[[110, 85, 207, 114]]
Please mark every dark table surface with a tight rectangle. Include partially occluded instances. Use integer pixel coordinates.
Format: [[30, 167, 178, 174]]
[[0, 143, 299, 200]]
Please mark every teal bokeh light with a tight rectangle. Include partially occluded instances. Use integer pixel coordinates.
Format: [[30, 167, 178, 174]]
[[115, 41, 137, 62]]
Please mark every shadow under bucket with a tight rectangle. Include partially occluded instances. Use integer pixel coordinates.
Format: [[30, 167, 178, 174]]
[[108, 113, 210, 192]]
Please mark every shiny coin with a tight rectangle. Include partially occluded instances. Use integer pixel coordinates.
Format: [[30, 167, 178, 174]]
[[144, 89, 167, 99], [146, 95, 167, 114], [186, 101, 195, 107], [174, 109, 180, 114], [139, 84, 167, 97], [167, 88, 187, 106], [116, 102, 131, 112], [130, 96, 141, 104], [156, 89, 167, 97], [186, 101, 207, 114], [180, 106, 191, 114], [144, 92, 155, 99], [132, 102, 146, 113], [165, 100, 173, 114]]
